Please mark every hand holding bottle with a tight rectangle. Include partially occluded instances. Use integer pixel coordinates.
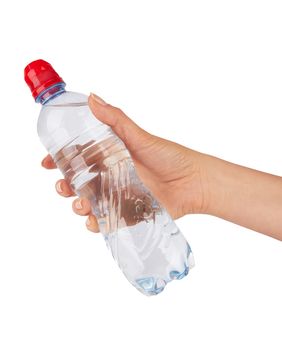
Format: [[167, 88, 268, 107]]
[[42, 93, 206, 232]]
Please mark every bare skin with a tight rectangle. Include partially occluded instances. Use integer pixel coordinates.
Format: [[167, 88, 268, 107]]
[[42, 93, 282, 241]]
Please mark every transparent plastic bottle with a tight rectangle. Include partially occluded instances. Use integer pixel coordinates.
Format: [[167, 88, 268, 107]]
[[24, 60, 194, 295]]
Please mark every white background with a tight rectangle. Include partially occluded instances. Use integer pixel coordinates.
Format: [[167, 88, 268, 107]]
[[0, 1, 281, 349]]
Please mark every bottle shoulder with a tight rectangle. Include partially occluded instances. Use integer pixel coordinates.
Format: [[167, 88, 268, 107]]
[[37, 91, 112, 155], [44, 91, 88, 106]]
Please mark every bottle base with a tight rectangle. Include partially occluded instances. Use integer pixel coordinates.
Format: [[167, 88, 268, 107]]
[[135, 266, 189, 296], [134, 244, 195, 296]]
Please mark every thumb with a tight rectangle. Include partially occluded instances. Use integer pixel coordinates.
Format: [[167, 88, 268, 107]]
[[88, 93, 152, 151]]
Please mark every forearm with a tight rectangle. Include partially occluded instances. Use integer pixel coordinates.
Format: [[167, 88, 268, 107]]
[[202, 154, 282, 241]]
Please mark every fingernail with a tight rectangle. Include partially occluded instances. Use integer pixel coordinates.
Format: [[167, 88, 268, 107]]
[[90, 93, 107, 106], [86, 217, 91, 226], [56, 181, 63, 193], [75, 199, 83, 210]]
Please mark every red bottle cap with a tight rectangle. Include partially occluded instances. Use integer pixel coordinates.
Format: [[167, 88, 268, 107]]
[[24, 59, 65, 100]]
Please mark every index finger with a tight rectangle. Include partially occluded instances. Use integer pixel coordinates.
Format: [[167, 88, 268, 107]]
[[41, 154, 57, 169]]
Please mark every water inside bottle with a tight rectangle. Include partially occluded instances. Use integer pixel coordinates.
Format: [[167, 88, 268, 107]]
[[53, 134, 194, 295]]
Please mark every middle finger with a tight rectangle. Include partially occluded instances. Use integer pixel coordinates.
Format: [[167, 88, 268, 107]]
[[55, 179, 75, 197]]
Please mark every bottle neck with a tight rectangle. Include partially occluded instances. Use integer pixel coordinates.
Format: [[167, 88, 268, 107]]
[[36, 83, 66, 105]]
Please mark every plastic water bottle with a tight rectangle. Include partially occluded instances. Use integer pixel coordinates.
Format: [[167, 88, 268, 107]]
[[24, 59, 194, 296]]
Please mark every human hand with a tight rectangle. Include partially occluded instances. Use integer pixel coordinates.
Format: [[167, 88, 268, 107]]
[[41, 93, 207, 233]]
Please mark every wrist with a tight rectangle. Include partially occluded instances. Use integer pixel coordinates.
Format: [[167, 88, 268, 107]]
[[199, 153, 248, 218], [196, 153, 226, 216], [180, 150, 217, 216]]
